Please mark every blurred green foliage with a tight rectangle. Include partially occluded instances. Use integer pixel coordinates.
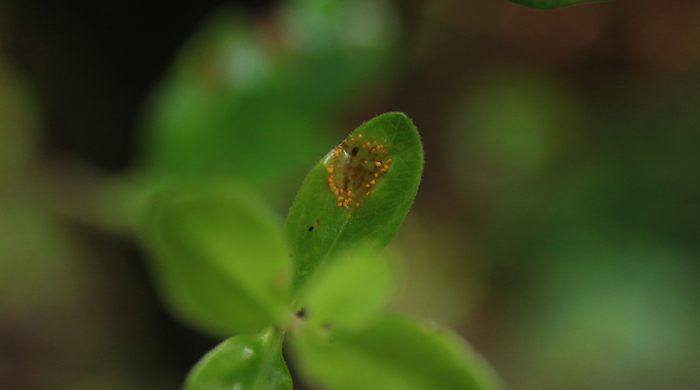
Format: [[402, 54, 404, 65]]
[[140, 178, 293, 337], [140, 0, 401, 200], [3, 0, 700, 389], [446, 68, 583, 186], [136, 112, 507, 390]]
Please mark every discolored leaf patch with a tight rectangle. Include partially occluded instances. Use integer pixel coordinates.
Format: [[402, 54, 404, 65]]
[[325, 133, 392, 209], [284, 112, 423, 296]]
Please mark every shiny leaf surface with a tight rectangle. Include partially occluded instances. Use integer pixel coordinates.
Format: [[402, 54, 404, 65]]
[[284, 112, 423, 294], [140, 2, 402, 192]]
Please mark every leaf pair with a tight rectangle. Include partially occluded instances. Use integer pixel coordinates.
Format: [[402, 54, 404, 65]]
[[140, 3, 401, 195], [139, 113, 503, 390], [186, 312, 504, 390], [139, 112, 421, 337]]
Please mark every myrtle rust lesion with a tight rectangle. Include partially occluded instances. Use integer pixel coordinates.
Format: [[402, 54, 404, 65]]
[[324, 133, 391, 209]]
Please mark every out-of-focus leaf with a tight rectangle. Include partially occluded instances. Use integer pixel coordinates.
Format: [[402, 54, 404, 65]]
[[140, 1, 401, 193], [299, 249, 392, 330], [140, 11, 329, 186], [139, 178, 292, 337], [291, 314, 504, 390], [506, 0, 612, 9], [284, 112, 423, 293], [185, 326, 292, 390], [500, 229, 700, 389], [280, 0, 402, 111]]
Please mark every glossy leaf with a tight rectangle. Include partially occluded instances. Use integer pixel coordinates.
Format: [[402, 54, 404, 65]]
[[139, 178, 293, 337], [506, 0, 612, 9], [185, 326, 292, 390], [291, 314, 504, 390], [284, 112, 423, 293], [299, 249, 393, 330]]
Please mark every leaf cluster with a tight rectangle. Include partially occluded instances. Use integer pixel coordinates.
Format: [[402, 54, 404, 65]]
[[139, 113, 503, 390]]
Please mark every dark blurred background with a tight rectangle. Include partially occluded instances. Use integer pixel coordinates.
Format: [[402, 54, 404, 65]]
[[2, 0, 700, 389]]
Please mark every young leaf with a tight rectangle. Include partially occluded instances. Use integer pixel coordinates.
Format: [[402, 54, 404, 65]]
[[185, 326, 292, 390], [284, 112, 423, 293], [506, 0, 612, 9], [299, 249, 393, 330], [291, 314, 504, 390], [139, 178, 293, 337]]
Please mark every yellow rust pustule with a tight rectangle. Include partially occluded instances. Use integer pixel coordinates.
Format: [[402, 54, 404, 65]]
[[323, 133, 391, 208]]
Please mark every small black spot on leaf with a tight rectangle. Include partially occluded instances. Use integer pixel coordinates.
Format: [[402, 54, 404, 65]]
[[351, 147, 359, 156], [308, 226, 314, 231]]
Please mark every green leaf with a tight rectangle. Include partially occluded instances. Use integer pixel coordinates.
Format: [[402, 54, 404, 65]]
[[185, 326, 292, 390], [299, 249, 393, 330], [291, 314, 504, 390], [140, 11, 331, 186], [140, 3, 402, 190], [506, 0, 613, 9], [284, 112, 423, 293], [139, 178, 293, 337]]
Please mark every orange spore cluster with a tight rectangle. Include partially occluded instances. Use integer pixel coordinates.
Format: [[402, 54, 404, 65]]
[[324, 134, 391, 209]]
